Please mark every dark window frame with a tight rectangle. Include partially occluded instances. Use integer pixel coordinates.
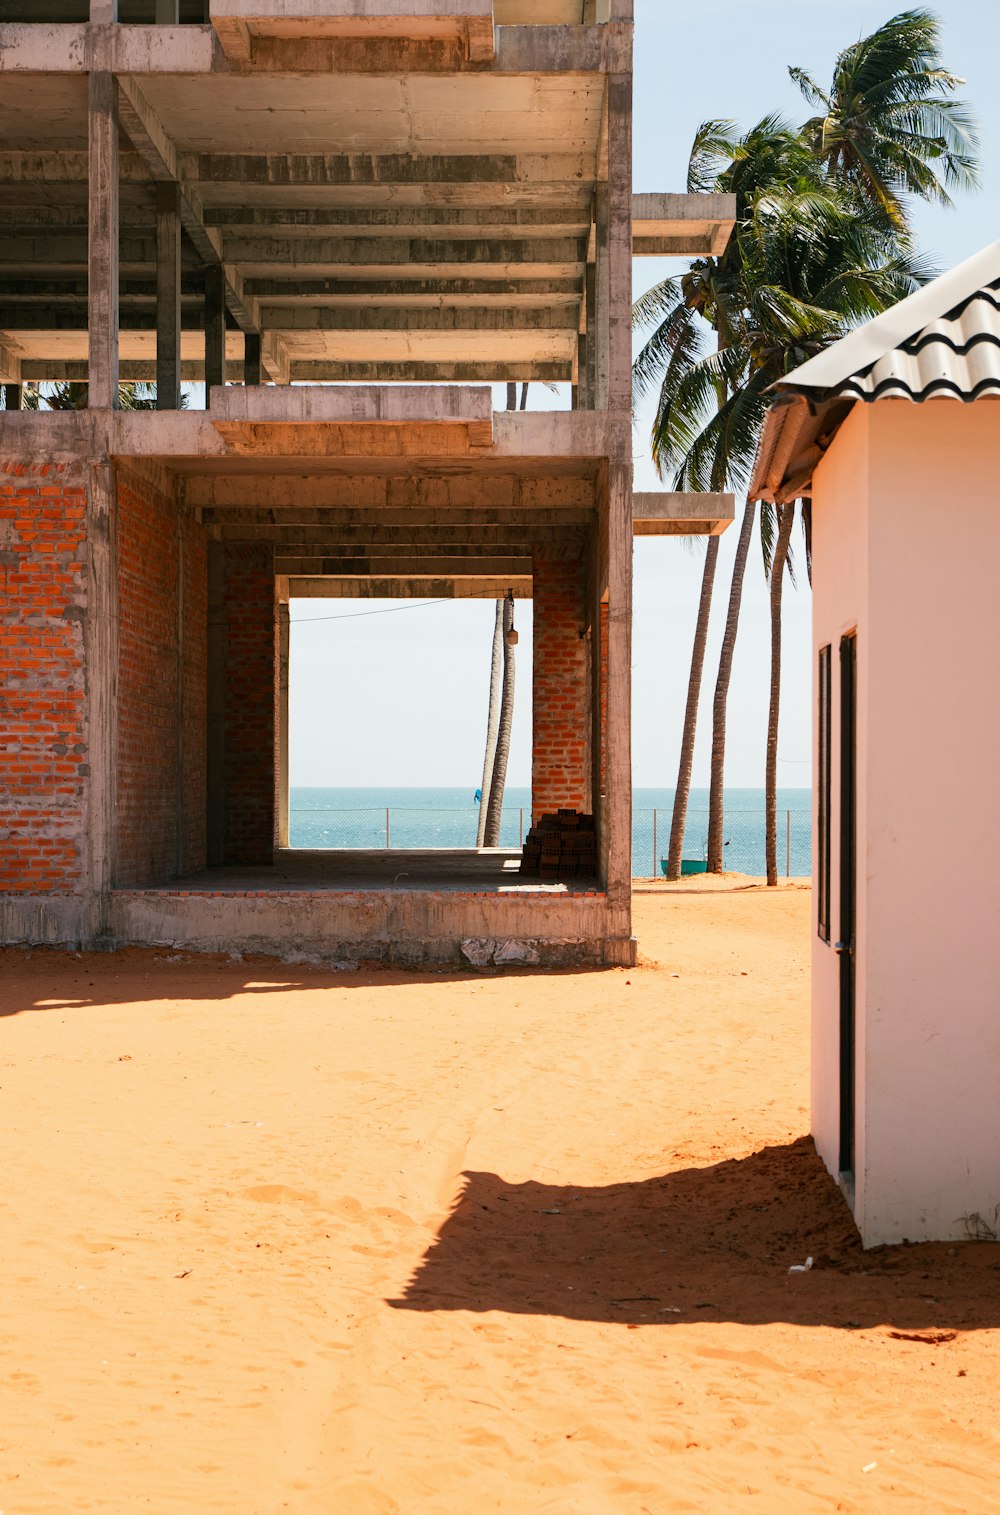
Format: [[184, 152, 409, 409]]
[[817, 644, 832, 941]]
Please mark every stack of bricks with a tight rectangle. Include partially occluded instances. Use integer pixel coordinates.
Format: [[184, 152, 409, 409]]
[[520, 810, 597, 881]]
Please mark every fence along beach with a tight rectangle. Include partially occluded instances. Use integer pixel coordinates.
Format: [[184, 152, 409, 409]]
[[289, 788, 812, 878]]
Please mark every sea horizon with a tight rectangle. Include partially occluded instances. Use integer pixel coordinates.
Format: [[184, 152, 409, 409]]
[[289, 785, 812, 877]]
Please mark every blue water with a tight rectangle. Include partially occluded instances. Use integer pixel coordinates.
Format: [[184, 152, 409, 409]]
[[290, 786, 812, 878]]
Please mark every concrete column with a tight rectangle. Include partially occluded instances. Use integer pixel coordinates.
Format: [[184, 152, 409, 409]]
[[276, 601, 290, 849], [155, 182, 182, 411], [90, 0, 118, 18], [85, 462, 119, 909], [204, 265, 226, 397], [594, 186, 610, 410], [244, 332, 262, 386], [88, 72, 119, 410], [603, 462, 633, 906], [584, 258, 596, 411], [531, 550, 591, 822], [606, 72, 634, 413]]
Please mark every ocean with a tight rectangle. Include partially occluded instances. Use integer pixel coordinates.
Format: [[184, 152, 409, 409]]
[[289, 786, 812, 878]]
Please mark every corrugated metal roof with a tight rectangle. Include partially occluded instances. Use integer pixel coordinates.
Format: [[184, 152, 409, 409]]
[[749, 239, 1000, 502], [837, 278, 1000, 402]]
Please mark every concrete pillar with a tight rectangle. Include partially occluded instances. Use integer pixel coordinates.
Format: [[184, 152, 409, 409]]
[[603, 462, 633, 902], [88, 72, 119, 409], [204, 265, 226, 397], [531, 550, 591, 822], [155, 182, 182, 411], [583, 258, 596, 410], [606, 72, 634, 413], [85, 462, 119, 909], [244, 332, 262, 386], [90, 0, 118, 18], [594, 187, 610, 411]]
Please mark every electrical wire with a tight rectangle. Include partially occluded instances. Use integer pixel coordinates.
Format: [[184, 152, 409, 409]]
[[290, 598, 452, 625]]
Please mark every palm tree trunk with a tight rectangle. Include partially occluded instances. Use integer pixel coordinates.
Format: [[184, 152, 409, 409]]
[[706, 499, 756, 871], [665, 534, 720, 879], [476, 600, 504, 848], [766, 503, 795, 886], [484, 596, 516, 847]]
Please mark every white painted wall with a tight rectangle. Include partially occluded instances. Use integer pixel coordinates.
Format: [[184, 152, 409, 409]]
[[813, 398, 1000, 1246]]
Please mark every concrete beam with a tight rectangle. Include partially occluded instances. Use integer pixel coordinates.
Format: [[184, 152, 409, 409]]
[[179, 152, 594, 187], [216, 523, 582, 546], [219, 235, 585, 269], [0, 334, 22, 384], [187, 475, 595, 512], [285, 576, 533, 600], [243, 276, 581, 301], [202, 506, 593, 526], [632, 192, 736, 257], [205, 206, 590, 234], [632, 490, 735, 536], [274, 555, 532, 576], [257, 304, 579, 332], [286, 360, 571, 382], [208, 383, 493, 426]]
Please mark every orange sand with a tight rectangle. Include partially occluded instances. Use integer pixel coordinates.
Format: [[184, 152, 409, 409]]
[[2, 888, 998, 1513]]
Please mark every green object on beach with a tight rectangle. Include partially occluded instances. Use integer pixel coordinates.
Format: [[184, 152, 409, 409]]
[[660, 859, 710, 876]]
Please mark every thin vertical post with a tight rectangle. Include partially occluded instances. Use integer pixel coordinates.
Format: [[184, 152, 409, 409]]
[[88, 71, 119, 409], [386, 807, 390, 850], [519, 807, 524, 847], [786, 809, 791, 878], [244, 331, 262, 386], [652, 808, 657, 879], [155, 0, 180, 20], [277, 602, 290, 849], [204, 264, 226, 398], [155, 182, 182, 410], [90, 0, 118, 19]]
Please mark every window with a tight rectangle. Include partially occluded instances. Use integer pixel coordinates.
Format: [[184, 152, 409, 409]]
[[817, 644, 832, 941]]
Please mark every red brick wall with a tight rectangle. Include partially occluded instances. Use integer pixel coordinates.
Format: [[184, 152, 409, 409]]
[[221, 544, 274, 866], [0, 464, 88, 893], [532, 550, 591, 820], [116, 470, 206, 887]]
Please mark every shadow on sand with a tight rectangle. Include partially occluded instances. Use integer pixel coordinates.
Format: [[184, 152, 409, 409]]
[[390, 1138, 1000, 1331]]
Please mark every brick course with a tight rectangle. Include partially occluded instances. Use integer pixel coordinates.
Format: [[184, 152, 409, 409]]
[[0, 463, 88, 893], [532, 550, 591, 820]]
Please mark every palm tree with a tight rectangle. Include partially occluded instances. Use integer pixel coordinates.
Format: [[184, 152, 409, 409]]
[[21, 381, 171, 411], [476, 599, 504, 848], [484, 593, 516, 848], [766, 502, 796, 885], [791, 7, 978, 231], [634, 116, 913, 878], [635, 8, 977, 883]]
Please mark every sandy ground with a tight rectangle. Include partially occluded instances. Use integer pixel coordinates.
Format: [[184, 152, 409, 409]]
[[2, 888, 999, 1514]]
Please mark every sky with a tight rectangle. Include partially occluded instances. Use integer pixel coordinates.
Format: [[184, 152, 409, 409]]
[[289, 0, 998, 791]]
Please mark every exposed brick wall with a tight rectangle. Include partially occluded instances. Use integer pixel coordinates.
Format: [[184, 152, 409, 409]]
[[532, 550, 591, 820], [220, 544, 274, 866], [0, 463, 88, 892], [116, 470, 206, 887]]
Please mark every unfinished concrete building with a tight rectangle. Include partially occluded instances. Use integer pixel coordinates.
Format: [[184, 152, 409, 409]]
[[0, 1, 734, 965]]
